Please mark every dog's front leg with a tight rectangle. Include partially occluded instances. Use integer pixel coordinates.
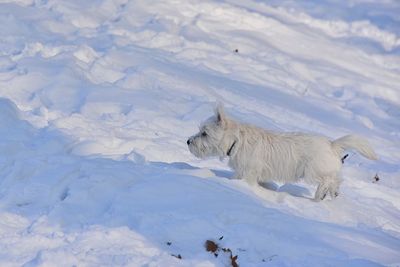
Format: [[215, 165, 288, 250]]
[[230, 159, 259, 185], [239, 170, 259, 186]]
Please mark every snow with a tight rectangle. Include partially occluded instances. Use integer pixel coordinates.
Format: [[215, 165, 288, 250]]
[[0, 0, 399, 266]]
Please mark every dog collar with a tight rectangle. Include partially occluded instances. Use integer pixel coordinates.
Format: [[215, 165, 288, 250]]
[[227, 141, 236, 156]]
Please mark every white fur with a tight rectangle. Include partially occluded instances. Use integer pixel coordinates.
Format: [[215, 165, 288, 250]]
[[187, 105, 378, 201]]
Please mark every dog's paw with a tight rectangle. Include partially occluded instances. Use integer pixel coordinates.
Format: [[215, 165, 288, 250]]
[[313, 193, 327, 202], [328, 186, 340, 199]]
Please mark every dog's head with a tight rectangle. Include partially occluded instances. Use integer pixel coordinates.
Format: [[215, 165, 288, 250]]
[[187, 105, 237, 159]]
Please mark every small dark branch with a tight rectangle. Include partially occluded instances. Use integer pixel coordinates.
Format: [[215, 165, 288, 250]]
[[262, 254, 278, 262], [222, 248, 231, 253], [171, 254, 182, 259], [341, 154, 349, 163], [373, 173, 380, 183]]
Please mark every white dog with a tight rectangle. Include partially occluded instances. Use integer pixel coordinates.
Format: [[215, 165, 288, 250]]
[[187, 105, 378, 201]]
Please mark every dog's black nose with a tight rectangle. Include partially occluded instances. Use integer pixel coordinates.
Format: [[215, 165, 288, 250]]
[[187, 139, 191, 145]]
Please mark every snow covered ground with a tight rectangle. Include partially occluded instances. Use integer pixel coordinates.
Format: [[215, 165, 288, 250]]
[[0, 0, 399, 266]]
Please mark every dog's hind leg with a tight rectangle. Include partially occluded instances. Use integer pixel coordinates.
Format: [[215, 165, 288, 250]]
[[314, 176, 341, 201], [328, 177, 341, 199], [314, 183, 329, 201]]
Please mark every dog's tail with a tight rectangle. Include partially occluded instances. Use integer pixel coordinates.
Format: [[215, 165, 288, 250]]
[[332, 135, 378, 160]]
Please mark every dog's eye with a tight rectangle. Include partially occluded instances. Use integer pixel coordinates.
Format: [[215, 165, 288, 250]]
[[201, 132, 207, 137]]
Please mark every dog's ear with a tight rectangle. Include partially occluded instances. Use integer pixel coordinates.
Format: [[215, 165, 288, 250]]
[[215, 103, 227, 126]]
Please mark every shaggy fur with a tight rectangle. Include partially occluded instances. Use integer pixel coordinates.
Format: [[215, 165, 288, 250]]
[[187, 105, 378, 201]]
